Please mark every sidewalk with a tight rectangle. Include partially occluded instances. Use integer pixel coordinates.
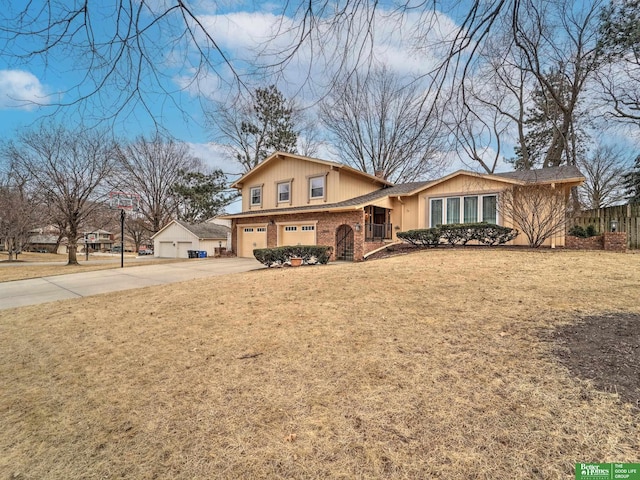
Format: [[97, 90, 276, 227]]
[[0, 257, 264, 311]]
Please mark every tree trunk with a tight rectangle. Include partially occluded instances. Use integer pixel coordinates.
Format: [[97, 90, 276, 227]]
[[67, 226, 79, 265]]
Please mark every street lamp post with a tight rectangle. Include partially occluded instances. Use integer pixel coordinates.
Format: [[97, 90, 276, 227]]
[[120, 209, 125, 268]]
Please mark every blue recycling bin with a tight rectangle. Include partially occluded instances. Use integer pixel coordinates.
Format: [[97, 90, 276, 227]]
[[199, 250, 207, 258]]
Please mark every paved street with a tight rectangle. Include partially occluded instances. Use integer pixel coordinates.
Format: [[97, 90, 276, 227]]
[[0, 257, 264, 310]]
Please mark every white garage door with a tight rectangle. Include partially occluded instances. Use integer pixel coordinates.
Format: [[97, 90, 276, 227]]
[[238, 226, 267, 257], [177, 241, 193, 258], [279, 224, 316, 247], [158, 241, 174, 258]]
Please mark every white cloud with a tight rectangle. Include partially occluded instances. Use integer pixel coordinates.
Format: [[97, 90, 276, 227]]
[[186, 141, 243, 175], [190, 7, 462, 98], [0, 70, 49, 110]]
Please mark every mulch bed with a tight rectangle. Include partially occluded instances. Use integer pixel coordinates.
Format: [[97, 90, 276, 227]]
[[548, 313, 640, 411]]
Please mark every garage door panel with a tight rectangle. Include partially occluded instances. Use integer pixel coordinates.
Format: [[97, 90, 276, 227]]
[[280, 225, 316, 246], [239, 226, 267, 257], [177, 241, 193, 258], [158, 241, 174, 258]]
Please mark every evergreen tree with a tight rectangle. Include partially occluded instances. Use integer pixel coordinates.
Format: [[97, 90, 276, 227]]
[[509, 69, 588, 170], [209, 85, 299, 173], [171, 169, 233, 223]]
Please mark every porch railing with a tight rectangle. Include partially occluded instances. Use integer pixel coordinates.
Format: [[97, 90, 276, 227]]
[[365, 223, 392, 242]]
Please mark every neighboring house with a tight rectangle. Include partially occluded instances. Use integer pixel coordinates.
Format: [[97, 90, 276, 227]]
[[82, 229, 114, 252], [26, 233, 63, 253], [222, 152, 585, 261], [152, 220, 231, 258]]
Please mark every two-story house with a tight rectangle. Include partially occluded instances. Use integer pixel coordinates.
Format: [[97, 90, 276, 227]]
[[223, 152, 585, 261]]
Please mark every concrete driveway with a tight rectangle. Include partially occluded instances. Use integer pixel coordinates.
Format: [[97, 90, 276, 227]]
[[0, 257, 264, 311]]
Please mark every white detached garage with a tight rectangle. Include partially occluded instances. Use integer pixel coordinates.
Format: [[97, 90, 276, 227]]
[[152, 220, 230, 258]]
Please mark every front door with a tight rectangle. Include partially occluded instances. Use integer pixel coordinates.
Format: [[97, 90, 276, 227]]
[[336, 224, 354, 261]]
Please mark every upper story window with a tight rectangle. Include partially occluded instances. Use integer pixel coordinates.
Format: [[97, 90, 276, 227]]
[[309, 176, 325, 199], [250, 186, 262, 207], [430, 194, 498, 227], [277, 181, 291, 203]]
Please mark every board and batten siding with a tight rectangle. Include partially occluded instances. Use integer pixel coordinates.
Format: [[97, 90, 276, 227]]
[[156, 223, 197, 242], [241, 156, 384, 211], [417, 174, 567, 248]]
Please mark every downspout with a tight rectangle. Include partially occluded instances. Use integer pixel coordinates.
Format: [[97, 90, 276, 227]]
[[396, 196, 405, 240], [551, 183, 556, 249]]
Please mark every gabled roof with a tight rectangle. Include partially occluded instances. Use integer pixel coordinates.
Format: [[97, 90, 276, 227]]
[[231, 151, 395, 188], [177, 220, 230, 239], [151, 220, 230, 239]]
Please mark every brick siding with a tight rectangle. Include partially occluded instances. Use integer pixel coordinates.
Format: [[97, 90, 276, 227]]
[[565, 235, 604, 250], [565, 232, 627, 252], [232, 210, 367, 261], [603, 232, 627, 252]]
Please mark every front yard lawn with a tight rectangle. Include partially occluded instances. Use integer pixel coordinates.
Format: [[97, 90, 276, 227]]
[[0, 249, 638, 479]]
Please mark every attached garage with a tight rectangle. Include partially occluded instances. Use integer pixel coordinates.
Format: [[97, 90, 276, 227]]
[[237, 225, 267, 258], [278, 222, 317, 247]]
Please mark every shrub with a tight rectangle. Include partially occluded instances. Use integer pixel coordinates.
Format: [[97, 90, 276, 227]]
[[568, 225, 587, 238], [396, 228, 441, 247], [253, 245, 333, 267], [568, 224, 599, 238], [585, 224, 598, 237], [397, 223, 518, 247]]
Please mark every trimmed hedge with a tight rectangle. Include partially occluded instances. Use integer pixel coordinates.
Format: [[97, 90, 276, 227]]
[[397, 222, 518, 247], [396, 228, 441, 247], [253, 245, 333, 267]]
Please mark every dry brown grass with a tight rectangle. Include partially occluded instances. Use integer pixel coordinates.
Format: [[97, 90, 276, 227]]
[[1, 249, 638, 479], [0, 256, 183, 283]]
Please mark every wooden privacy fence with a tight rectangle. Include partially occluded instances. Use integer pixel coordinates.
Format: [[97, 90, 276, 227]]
[[569, 203, 640, 249]]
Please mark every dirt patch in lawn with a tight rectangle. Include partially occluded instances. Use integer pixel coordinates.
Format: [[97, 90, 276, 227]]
[[548, 313, 640, 411]]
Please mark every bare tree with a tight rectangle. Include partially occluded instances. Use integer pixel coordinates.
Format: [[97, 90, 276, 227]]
[[511, 0, 603, 168], [446, 31, 533, 174], [320, 66, 445, 182], [0, 2, 248, 128], [498, 184, 570, 247], [0, 0, 616, 158], [114, 135, 200, 234], [597, 0, 640, 126], [578, 144, 631, 209], [124, 216, 151, 254], [0, 170, 43, 260], [4, 124, 117, 265]]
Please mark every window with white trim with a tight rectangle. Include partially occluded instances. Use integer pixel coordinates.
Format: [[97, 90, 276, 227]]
[[256, 227, 267, 232], [301, 225, 315, 231], [285, 226, 297, 231], [244, 227, 254, 233], [482, 195, 497, 224], [430, 194, 498, 226], [250, 186, 262, 207], [309, 176, 325, 199], [277, 182, 290, 203]]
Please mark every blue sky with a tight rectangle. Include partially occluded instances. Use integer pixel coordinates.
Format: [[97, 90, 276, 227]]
[[1, 1, 637, 178], [0, 1, 466, 172]]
